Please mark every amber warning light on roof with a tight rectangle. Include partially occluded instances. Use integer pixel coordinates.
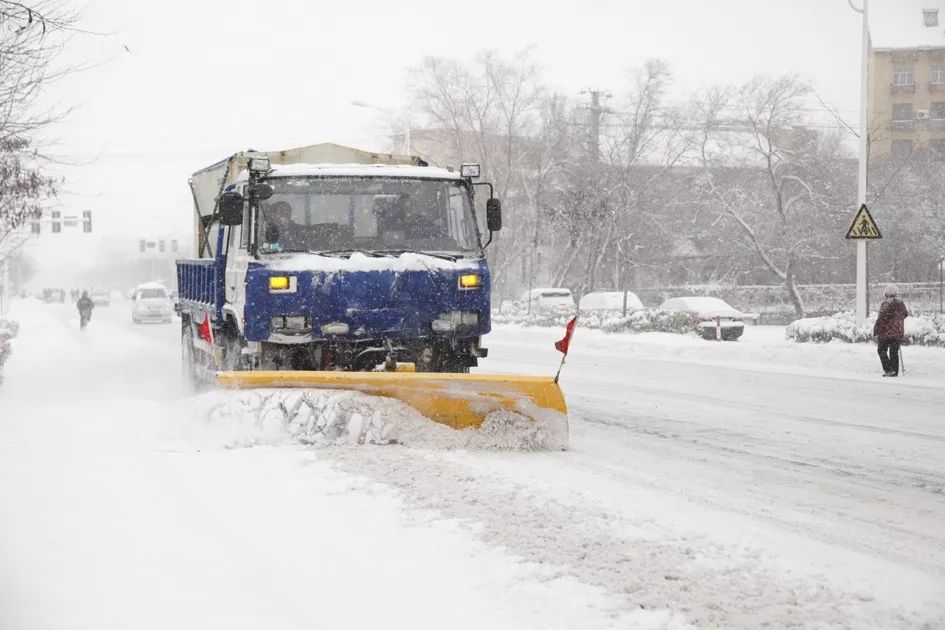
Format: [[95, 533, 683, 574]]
[[845, 204, 882, 240]]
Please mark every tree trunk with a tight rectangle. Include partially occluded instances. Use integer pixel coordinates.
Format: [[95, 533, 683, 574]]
[[784, 264, 806, 318]]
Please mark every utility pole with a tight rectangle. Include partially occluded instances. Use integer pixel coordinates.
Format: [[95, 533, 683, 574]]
[[581, 89, 610, 163], [850, 0, 870, 324], [581, 89, 611, 294]]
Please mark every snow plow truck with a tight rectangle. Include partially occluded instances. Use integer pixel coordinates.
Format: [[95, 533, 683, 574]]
[[176, 143, 568, 440]]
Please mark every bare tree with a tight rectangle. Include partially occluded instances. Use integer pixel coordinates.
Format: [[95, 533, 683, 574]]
[[0, 1, 78, 262], [549, 60, 694, 295], [693, 76, 851, 317], [407, 48, 553, 297]]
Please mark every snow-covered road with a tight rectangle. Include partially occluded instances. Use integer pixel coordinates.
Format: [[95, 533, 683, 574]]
[[1, 299, 943, 628]]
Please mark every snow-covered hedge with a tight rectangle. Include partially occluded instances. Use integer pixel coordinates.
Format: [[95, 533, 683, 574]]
[[0, 318, 18, 384], [492, 304, 577, 328], [492, 305, 696, 335], [786, 311, 945, 347]]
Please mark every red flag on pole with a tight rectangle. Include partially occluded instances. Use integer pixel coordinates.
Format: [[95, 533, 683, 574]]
[[198, 314, 213, 344], [555, 316, 578, 355]]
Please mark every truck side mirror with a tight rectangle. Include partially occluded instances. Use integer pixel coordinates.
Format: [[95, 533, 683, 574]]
[[218, 192, 244, 226], [248, 183, 274, 201], [486, 198, 502, 232]]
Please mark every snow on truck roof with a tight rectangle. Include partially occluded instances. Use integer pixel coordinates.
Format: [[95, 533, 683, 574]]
[[260, 163, 462, 180]]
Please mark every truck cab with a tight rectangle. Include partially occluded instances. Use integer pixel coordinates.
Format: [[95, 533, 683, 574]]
[[178, 145, 502, 375]]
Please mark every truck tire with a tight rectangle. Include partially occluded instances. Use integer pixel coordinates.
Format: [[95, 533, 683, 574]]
[[222, 329, 245, 372], [181, 322, 198, 391]]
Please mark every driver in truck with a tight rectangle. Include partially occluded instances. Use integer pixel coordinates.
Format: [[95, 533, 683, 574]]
[[262, 201, 299, 252]]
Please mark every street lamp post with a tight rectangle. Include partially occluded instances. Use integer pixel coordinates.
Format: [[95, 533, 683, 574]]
[[350, 100, 411, 154], [850, 0, 870, 324], [939, 256, 944, 314]]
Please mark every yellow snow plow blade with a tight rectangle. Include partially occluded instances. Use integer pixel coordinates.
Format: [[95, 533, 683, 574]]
[[215, 371, 567, 431]]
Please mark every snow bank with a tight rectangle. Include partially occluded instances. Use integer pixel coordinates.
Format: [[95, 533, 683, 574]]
[[264, 251, 480, 272], [786, 311, 945, 347], [0, 317, 18, 384], [188, 388, 567, 451]]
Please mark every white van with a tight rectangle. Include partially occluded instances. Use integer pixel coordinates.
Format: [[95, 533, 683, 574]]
[[131, 282, 174, 324], [519, 288, 576, 310]]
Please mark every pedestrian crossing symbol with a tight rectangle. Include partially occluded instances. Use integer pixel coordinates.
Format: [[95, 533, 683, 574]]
[[845, 204, 882, 239]]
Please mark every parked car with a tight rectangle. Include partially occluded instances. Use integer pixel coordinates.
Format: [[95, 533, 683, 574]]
[[519, 288, 576, 311], [131, 283, 174, 324], [658, 296, 746, 340], [580, 290, 644, 313], [90, 290, 111, 306], [42, 288, 66, 303]]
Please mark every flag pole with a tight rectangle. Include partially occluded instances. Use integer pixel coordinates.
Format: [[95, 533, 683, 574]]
[[554, 353, 567, 384], [553, 315, 578, 384]]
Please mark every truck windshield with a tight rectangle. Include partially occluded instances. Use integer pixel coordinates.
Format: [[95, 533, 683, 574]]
[[257, 177, 480, 256]]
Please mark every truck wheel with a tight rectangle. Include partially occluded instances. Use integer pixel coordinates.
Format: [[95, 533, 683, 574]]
[[181, 323, 198, 391], [222, 331, 245, 371]]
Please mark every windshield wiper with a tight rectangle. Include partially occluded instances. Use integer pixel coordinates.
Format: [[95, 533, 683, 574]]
[[371, 249, 468, 261], [306, 249, 387, 258]]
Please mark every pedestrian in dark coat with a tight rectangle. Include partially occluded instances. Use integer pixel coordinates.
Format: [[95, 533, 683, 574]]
[[873, 284, 909, 377]]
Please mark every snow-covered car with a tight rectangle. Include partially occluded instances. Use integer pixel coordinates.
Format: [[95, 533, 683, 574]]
[[90, 290, 111, 306], [519, 288, 576, 311], [131, 283, 174, 324], [580, 290, 644, 313], [658, 296, 746, 340], [42, 288, 66, 303]]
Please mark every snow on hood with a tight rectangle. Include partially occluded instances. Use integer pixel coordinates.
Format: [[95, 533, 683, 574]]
[[263, 252, 480, 273]]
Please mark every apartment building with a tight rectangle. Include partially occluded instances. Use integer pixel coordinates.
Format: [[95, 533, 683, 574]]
[[868, 3, 945, 158]]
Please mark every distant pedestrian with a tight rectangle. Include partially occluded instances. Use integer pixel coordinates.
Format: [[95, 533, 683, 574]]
[[76, 291, 94, 330], [873, 284, 909, 377]]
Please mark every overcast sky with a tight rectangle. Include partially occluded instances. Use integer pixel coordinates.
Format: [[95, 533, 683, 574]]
[[27, 0, 927, 281]]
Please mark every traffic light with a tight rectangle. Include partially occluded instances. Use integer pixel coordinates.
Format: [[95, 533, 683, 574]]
[[82, 210, 92, 233], [51, 211, 61, 233], [139, 239, 146, 252]]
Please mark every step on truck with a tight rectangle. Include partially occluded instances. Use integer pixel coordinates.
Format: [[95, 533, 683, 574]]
[[176, 143, 567, 439]]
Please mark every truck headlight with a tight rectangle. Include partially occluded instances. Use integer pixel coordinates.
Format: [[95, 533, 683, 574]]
[[459, 163, 480, 178], [458, 274, 481, 289], [269, 276, 297, 293], [248, 154, 271, 173]]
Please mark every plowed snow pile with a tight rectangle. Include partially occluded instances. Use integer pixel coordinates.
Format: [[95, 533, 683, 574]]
[[189, 389, 563, 451]]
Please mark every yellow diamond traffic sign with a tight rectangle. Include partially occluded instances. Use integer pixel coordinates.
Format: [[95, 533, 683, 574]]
[[845, 204, 882, 239]]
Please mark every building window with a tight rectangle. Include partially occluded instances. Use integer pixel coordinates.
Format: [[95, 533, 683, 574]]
[[932, 66, 945, 84], [893, 66, 915, 85], [892, 103, 914, 120], [924, 8, 939, 27], [891, 139, 914, 159], [930, 102, 945, 119], [931, 138, 945, 158]]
